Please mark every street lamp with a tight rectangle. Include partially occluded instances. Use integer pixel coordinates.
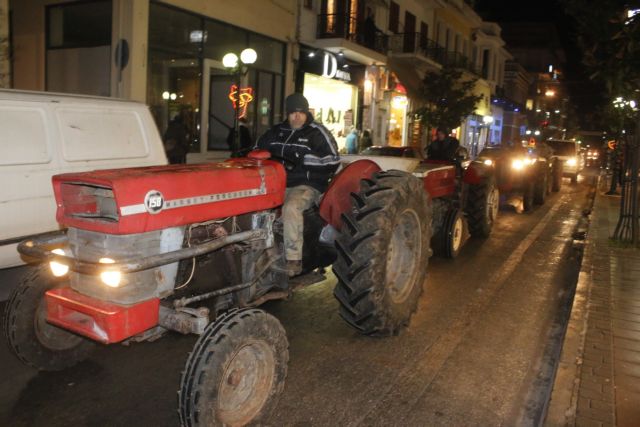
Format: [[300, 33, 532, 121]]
[[223, 48, 257, 154]]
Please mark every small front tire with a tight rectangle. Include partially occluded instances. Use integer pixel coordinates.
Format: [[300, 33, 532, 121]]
[[178, 308, 289, 427], [3, 267, 94, 371]]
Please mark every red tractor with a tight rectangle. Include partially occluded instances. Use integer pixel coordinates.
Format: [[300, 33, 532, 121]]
[[5, 151, 442, 426], [416, 156, 498, 258]]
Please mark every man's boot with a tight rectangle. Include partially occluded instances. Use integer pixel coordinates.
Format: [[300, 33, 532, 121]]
[[286, 260, 302, 277]]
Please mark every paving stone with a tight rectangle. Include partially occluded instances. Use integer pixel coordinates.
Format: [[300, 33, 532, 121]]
[[614, 348, 640, 364], [612, 319, 640, 333], [575, 415, 605, 427], [579, 386, 614, 403], [611, 311, 640, 323], [612, 327, 640, 341], [614, 337, 640, 352], [614, 360, 640, 378], [589, 398, 613, 412]]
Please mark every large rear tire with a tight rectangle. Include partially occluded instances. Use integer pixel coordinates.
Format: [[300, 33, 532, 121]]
[[178, 308, 288, 427], [466, 176, 499, 238], [333, 171, 431, 336], [523, 181, 535, 212], [551, 159, 563, 192], [534, 165, 548, 205], [3, 267, 94, 371]]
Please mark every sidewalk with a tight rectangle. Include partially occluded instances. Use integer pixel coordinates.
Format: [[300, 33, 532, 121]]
[[546, 177, 640, 427]]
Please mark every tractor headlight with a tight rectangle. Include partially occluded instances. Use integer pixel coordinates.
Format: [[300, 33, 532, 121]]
[[511, 159, 525, 170], [99, 257, 122, 287], [483, 159, 493, 166], [566, 157, 577, 166], [524, 158, 535, 165], [50, 248, 69, 277]]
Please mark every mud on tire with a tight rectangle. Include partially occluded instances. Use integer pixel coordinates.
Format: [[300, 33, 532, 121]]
[[332, 170, 431, 336], [3, 266, 94, 371], [466, 176, 499, 238], [178, 308, 288, 427], [534, 164, 548, 205]]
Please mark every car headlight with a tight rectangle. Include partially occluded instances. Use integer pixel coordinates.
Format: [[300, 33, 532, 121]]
[[566, 157, 577, 166], [99, 257, 122, 287], [511, 159, 525, 170], [50, 248, 69, 277], [483, 159, 493, 166]]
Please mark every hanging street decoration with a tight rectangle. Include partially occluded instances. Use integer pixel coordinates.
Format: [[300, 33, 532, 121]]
[[228, 84, 255, 119]]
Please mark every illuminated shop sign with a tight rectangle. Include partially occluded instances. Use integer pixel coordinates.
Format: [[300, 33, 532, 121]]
[[322, 53, 351, 82], [300, 47, 363, 84], [228, 84, 254, 119]]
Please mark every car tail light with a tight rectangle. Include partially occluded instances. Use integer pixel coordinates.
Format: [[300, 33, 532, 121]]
[[59, 183, 118, 222]]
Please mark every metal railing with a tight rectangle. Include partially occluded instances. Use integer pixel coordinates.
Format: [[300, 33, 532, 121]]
[[316, 13, 388, 55], [388, 33, 481, 75]]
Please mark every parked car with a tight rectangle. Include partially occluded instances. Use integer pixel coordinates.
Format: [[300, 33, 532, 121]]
[[0, 89, 168, 270], [545, 139, 583, 183], [360, 145, 424, 159]]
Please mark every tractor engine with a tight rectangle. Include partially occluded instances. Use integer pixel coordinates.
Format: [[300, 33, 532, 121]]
[[36, 158, 286, 342]]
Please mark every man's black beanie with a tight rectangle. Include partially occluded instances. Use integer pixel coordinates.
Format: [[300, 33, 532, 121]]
[[285, 93, 309, 115]]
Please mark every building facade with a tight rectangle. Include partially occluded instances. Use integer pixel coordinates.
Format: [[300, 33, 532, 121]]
[[8, 0, 517, 158]]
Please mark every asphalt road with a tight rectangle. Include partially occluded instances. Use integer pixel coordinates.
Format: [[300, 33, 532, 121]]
[[0, 172, 594, 426]]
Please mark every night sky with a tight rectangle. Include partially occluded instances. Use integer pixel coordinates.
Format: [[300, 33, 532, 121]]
[[475, 0, 606, 128]]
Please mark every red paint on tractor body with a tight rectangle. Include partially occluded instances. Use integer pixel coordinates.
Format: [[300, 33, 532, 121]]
[[416, 161, 457, 199], [45, 287, 159, 344], [52, 158, 286, 235], [319, 160, 381, 230]]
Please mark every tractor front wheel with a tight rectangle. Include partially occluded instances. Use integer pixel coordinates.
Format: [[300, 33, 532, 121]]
[[333, 170, 431, 336], [433, 208, 464, 258], [178, 308, 288, 427], [3, 267, 94, 371]]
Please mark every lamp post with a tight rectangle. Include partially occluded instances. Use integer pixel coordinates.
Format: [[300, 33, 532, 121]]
[[223, 48, 257, 155]]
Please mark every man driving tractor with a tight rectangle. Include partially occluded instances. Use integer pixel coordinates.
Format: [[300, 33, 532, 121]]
[[255, 93, 340, 276]]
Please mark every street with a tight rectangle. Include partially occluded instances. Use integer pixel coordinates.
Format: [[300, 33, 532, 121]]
[[0, 173, 594, 426]]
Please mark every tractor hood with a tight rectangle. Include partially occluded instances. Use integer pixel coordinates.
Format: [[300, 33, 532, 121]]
[[52, 158, 286, 234]]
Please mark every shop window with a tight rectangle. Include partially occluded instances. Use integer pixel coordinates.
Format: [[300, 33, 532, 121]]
[[47, 0, 111, 49], [203, 20, 246, 64], [149, 4, 203, 57], [248, 33, 285, 75], [46, 0, 112, 96]]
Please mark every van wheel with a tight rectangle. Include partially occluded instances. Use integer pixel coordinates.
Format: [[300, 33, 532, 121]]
[[3, 267, 94, 371]]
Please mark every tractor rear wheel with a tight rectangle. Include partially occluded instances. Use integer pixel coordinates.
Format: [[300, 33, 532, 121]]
[[534, 165, 548, 205], [551, 159, 563, 192], [523, 181, 535, 212], [3, 267, 94, 371], [179, 308, 288, 427], [466, 176, 499, 238], [333, 171, 430, 336]]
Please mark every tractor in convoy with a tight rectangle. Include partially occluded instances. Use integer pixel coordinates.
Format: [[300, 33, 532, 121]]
[[476, 142, 562, 212], [349, 146, 498, 259], [5, 150, 439, 426]]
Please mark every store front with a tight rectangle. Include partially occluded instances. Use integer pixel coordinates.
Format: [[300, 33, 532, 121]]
[[297, 47, 364, 151], [387, 82, 409, 147], [147, 2, 286, 161]]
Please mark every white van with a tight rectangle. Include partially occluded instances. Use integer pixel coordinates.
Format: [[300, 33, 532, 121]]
[[0, 90, 168, 269], [545, 139, 584, 183]]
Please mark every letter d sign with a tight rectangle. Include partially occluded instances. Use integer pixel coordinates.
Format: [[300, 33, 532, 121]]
[[322, 53, 338, 79]]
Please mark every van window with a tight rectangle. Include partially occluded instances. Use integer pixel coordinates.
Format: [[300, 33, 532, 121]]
[[57, 107, 150, 161], [0, 106, 50, 165]]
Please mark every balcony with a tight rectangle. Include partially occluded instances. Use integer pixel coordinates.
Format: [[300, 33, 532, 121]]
[[316, 13, 388, 56], [389, 33, 481, 76]]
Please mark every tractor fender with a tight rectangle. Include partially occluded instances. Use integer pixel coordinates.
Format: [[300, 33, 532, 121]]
[[463, 161, 492, 185], [319, 160, 381, 231]]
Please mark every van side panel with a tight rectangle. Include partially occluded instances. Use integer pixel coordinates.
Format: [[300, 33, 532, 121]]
[[0, 102, 60, 268], [58, 107, 150, 161], [0, 91, 168, 269]]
